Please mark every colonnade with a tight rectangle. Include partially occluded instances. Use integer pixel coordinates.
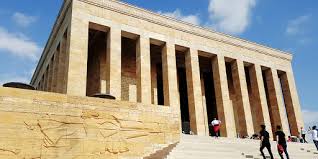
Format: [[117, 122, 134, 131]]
[[36, 22, 303, 138], [37, 31, 68, 94]]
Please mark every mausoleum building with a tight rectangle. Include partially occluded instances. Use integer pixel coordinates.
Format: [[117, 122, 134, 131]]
[[30, 0, 304, 138]]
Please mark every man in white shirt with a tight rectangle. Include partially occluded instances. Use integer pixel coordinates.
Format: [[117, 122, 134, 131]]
[[211, 118, 221, 138], [310, 126, 318, 150]]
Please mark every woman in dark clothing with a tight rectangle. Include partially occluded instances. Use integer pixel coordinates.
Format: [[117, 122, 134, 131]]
[[275, 125, 289, 159]]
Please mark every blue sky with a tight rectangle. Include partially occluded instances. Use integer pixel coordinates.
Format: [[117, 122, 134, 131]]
[[0, 0, 317, 128]]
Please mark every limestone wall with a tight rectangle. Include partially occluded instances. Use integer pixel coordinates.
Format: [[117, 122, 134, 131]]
[[0, 87, 180, 159]]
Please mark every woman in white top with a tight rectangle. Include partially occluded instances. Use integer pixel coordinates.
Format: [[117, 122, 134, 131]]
[[211, 118, 221, 138], [300, 127, 307, 143]]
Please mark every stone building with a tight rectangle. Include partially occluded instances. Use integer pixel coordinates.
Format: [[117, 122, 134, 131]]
[[30, 0, 304, 138]]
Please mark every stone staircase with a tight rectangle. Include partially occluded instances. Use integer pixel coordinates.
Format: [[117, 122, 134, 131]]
[[164, 134, 318, 159]]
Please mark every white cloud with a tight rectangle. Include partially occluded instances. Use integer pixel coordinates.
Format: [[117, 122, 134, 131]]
[[286, 15, 311, 36], [0, 26, 42, 60], [285, 15, 312, 45], [207, 0, 256, 35], [0, 74, 29, 85], [302, 109, 318, 142], [159, 9, 200, 25], [12, 12, 37, 27], [298, 38, 311, 45], [303, 109, 318, 129]]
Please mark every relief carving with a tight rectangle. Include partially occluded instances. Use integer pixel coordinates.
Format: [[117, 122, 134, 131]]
[[13, 109, 167, 158]]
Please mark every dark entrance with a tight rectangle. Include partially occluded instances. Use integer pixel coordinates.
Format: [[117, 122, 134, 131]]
[[178, 67, 190, 133], [86, 25, 107, 96], [176, 50, 191, 134], [199, 56, 218, 136], [203, 72, 218, 136]]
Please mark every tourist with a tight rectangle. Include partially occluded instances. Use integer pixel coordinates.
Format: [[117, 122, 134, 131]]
[[309, 126, 318, 150], [211, 118, 221, 138], [259, 125, 274, 159], [275, 125, 289, 159], [251, 133, 259, 140], [300, 127, 308, 143], [287, 136, 292, 142]]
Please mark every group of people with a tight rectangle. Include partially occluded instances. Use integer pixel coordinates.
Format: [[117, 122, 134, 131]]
[[259, 125, 318, 159], [300, 126, 318, 146], [210, 118, 318, 159], [259, 125, 289, 159]]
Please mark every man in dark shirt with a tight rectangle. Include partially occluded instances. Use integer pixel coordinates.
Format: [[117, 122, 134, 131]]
[[259, 125, 274, 159], [275, 125, 289, 159]]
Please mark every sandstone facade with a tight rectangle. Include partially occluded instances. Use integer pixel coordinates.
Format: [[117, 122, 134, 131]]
[[29, 0, 303, 148]]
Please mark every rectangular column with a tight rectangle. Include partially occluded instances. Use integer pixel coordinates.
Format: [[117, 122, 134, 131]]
[[185, 48, 206, 136], [212, 55, 236, 137], [136, 35, 151, 104], [162, 43, 179, 108], [56, 33, 68, 94], [249, 64, 272, 135], [51, 48, 60, 93], [47, 57, 54, 92], [44, 68, 49, 91], [38, 81, 42, 91], [265, 69, 289, 135], [106, 27, 121, 100], [200, 75, 210, 136], [66, 16, 88, 96], [280, 70, 304, 136], [39, 77, 44, 91], [231, 60, 254, 136], [272, 69, 290, 135]]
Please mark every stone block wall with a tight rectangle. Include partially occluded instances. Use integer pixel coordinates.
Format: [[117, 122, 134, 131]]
[[121, 75, 136, 102], [0, 87, 180, 159]]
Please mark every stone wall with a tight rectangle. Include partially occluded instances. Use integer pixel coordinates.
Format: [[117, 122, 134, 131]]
[[121, 38, 137, 102], [0, 87, 180, 159]]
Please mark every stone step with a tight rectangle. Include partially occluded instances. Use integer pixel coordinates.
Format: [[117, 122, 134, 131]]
[[181, 135, 315, 145], [176, 145, 309, 151], [244, 152, 317, 159], [180, 140, 316, 149], [165, 135, 318, 159], [167, 152, 244, 159], [168, 152, 317, 159], [166, 156, 242, 159]]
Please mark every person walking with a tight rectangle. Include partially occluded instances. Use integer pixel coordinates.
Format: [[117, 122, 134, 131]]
[[301, 127, 308, 143], [259, 125, 274, 159], [211, 118, 221, 138], [275, 125, 289, 159], [309, 126, 318, 150]]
